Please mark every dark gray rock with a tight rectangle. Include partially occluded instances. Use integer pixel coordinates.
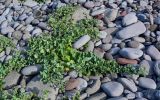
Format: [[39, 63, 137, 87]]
[[73, 35, 90, 49], [119, 48, 143, 59], [93, 48, 105, 58], [26, 75, 58, 100], [146, 45, 160, 60], [86, 79, 101, 95], [140, 60, 153, 75], [101, 81, 124, 97], [85, 41, 94, 52], [12, 31, 23, 40], [116, 22, 146, 39], [118, 78, 137, 92], [138, 77, 156, 89], [21, 65, 42, 76], [122, 13, 138, 26], [86, 92, 107, 100], [3, 71, 21, 89], [1, 26, 14, 34]]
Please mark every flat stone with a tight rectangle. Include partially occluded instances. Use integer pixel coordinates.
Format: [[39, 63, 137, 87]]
[[108, 97, 128, 100], [138, 77, 157, 89], [80, 93, 87, 100], [140, 60, 153, 75], [12, 31, 23, 40], [154, 61, 160, 76], [155, 90, 160, 99], [98, 31, 108, 39], [104, 28, 119, 35], [118, 78, 137, 92], [132, 37, 145, 43], [0, 51, 5, 58], [146, 45, 160, 60], [77, 0, 86, 4], [0, 20, 8, 29], [104, 53, 113, 60], [155, 17, 160, 25], [85, 41, 94, 52], [26, 75, 58, 100], [119, 48, 143, 59], [73, 35, 90, 49], [77, 78, 88, 90], [101, 81, 124, 97], [149, 24, 157, 32], [23, 32, 31, 40], [5, 55, 12, 62], [135, 98, 148, 100], [5, 47, 11, 55], [32, 19, 39, 25], [32, 28, 42, 36], [23, 0, 38, 7], [91, 8, 105, 16], [5, 0, 12, 6], [72, 7, 91, 22], [126, 93, 136, 99], [117, 58, 138, 65], [109, 47, 120, 55], [143, 54, 152, 61], [69, 70, 78, 78], [86, 92, 107, 100], [84, 1, 95, 9], [156, 42, 160, 51], [142, 90, 156, 100], [25, 16, 34, 24], [25, 25, 34, 32], [122, 13, 138, 26], [2, 8, 10, 16], [102, 44, 112, 51], [102, 35, 112, 43], [93, 48, 105, 58], [86, 79, 101, 95], [21, 65, 42, 76], [19, 14, 28, 21], [104, 8, 118, 22], [127, 41, 140, 48], [1, 26, 14, 34], [140, 0, 148, 7], [119, 42, 126, 48], [0, 55, 6, 62], [65, 79, 79, 90], [38, 22, 48, 30], [116, 22, 146, 39], [111, 38, 122, 44], [3, 71, 21, 89], [0, 16, 6, 24], [95, 40, 102, 46]]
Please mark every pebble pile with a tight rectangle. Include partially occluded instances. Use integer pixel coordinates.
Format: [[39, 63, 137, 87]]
[[1, 0, 160, 100]]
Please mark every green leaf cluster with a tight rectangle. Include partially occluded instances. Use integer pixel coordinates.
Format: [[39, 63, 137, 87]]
[[0, 5, 144, 99], [27, 5, 141, 87]]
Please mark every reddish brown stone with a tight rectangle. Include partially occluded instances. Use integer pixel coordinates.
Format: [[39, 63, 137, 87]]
[[95, 14, 104, 20], [149, 24, 157, 32], [116, 58, 138, 65], [65, 79, 79, 90], [98, 26, 107, 31], [120, 10, 127, 16]]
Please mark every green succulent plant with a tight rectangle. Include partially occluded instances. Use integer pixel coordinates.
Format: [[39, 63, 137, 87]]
[[0, 5, 145, 99]]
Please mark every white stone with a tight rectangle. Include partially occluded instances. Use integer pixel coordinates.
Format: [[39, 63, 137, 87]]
[[119, 48, 143, 59], [23, 0, 38, 7], [73, 35, 91, 49], [116, 22, 146, 39], [101, 81, 124, 97], [122, 13, 138, 26]]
